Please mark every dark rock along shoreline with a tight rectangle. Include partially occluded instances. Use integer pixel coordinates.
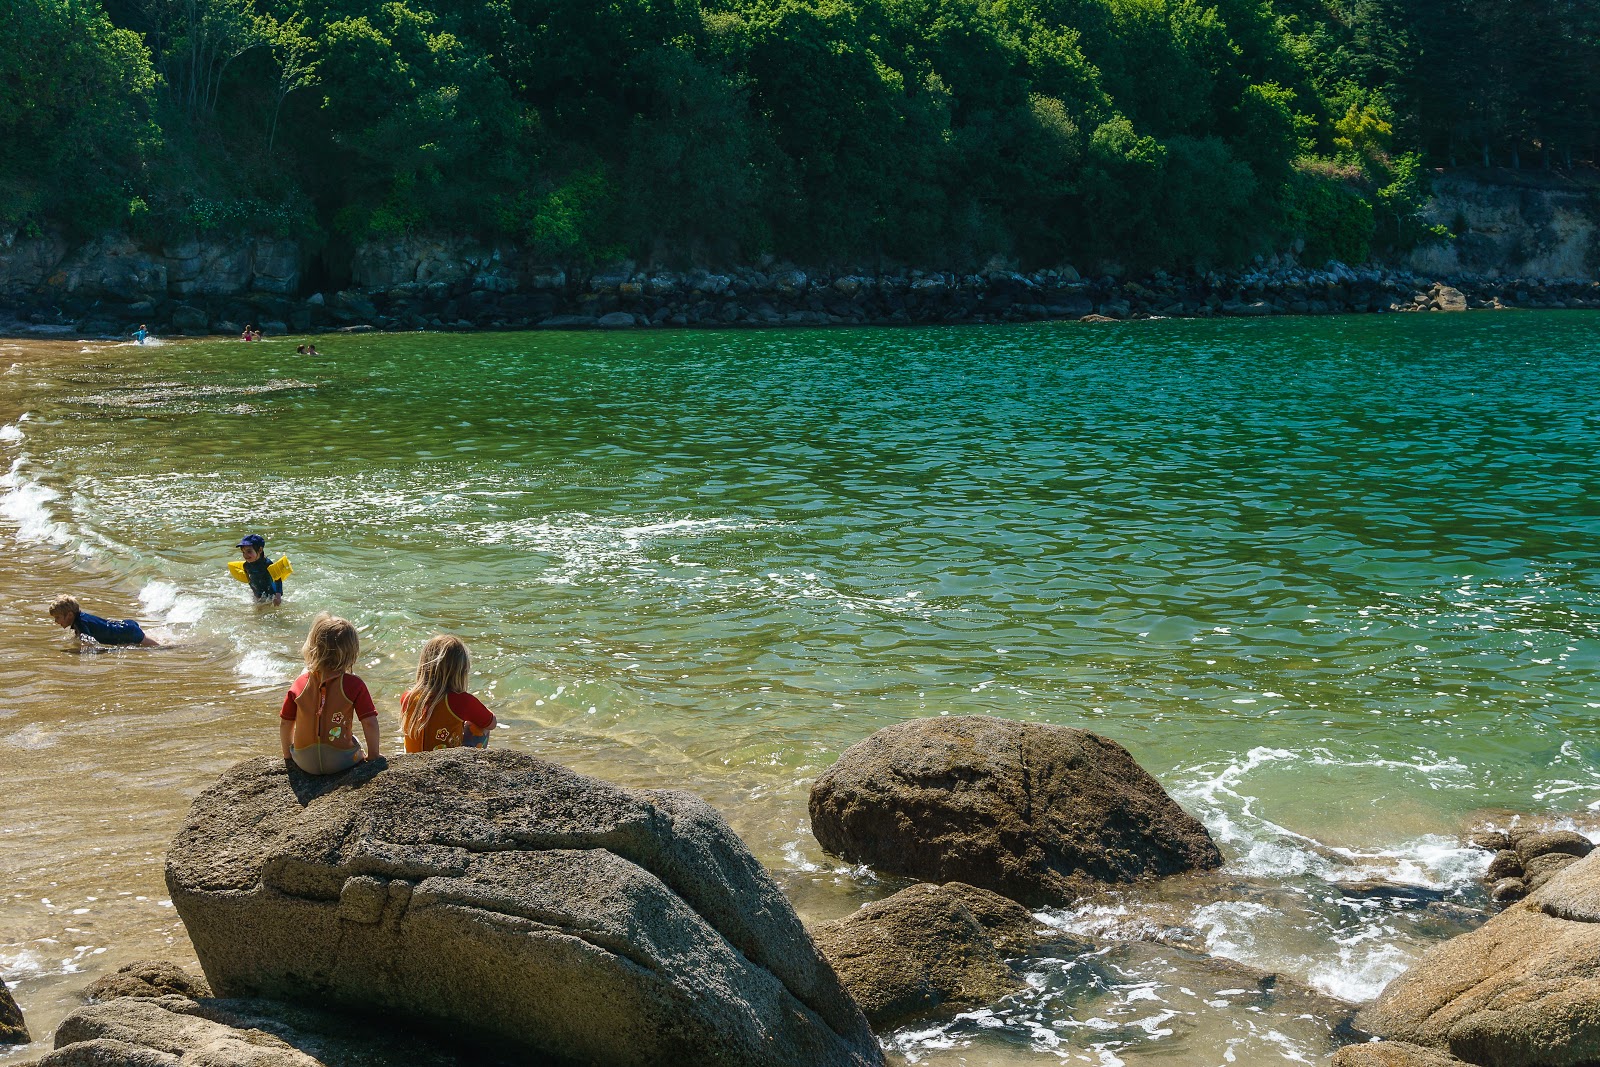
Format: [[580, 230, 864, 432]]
[[4, 260, 1598, 341]]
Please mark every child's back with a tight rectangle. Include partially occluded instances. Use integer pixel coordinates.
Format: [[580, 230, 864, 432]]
[[401, 635, 496, 752], [281, 614, 380, 774]]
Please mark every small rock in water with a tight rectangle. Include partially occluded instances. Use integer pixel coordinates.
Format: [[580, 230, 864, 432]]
[[810, 882, 1045, 1027], [1514, 830, 1593, 863], [0, 975, 28, 1044], [1485, 850, 1524, 882], [1332, 1038, 1469, 1065], [1521, 851, 1580, 892], [809, 715, 1222, 907], [1489, 877, 1527, 903], [84, 959, 211, 1002]]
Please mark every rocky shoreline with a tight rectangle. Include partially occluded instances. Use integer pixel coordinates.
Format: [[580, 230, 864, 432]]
[[2, 262, 1598, 340], [5, 717, 1599, 1066]]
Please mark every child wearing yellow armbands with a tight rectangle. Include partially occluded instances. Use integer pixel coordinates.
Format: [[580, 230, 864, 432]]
[[230, 533, 291, 605]]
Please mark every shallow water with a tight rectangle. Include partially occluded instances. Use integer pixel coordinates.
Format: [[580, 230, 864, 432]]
[[3, 315, 1600, 1063]]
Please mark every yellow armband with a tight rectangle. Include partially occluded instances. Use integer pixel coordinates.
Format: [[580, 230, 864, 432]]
[[227, 555, 293, 582]]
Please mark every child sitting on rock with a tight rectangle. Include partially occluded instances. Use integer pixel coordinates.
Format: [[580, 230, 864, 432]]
[[281, 613, 380, 774], [49, 595, 159, 647], [400, 635, 496, 752]]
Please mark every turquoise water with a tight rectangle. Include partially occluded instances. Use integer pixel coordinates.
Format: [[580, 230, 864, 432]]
[[4, 314, 1600, 1063]]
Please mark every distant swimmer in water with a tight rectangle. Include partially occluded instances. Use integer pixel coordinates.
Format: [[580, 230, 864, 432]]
[[400, 635, 496, 752], [48, 594, 159, 648], [228, 533, 289, 605], [281, 613, 380, 774], [134, 324, 149, 345]]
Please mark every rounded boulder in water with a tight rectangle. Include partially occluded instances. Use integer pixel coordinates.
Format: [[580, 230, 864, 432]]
[[809, 715, 1222, 907]]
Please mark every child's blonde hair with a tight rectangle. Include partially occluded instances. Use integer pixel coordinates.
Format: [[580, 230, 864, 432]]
[[403, 635, 471, 737], [48, 595, 79, 619], [301, 613, 359, 675]]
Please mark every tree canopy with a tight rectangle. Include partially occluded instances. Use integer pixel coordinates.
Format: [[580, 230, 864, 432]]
[[2, 0, 1594, 269]]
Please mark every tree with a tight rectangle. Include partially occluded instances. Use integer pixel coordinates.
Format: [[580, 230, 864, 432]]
[[267, 13, 317, 152]]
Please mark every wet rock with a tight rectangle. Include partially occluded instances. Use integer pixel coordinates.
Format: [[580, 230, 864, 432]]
[[811, 883, 1036, 1026], [1334, 881, 1450, 905], [1515, 830, 1593, 864], [1, 974, 27, 1043], [809, 715, 1222, 907], [1489, 877, 1526, 903], [1332, 1039, 1470, 1066], [1469, 828, 1512, 852], [84, 961, 211, 1002], [1359, 851, 1600, 1065], [1434, 286, 1468, 311], [937, 882, 1046, 951], [1485, 850, 1523, 882], [596, 311, 637, 328], [537, 314, 597, 328], [1522, 851, 1580, 892], [167, 751, 881, 1067]]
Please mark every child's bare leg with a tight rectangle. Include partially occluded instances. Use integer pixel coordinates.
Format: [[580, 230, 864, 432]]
[[140, 635, 160, 647]]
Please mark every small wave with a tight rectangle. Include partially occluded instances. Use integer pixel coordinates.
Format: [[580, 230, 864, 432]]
[[70, 378, 318, 410], [0, 456, 68, 544], [139, 580, 206, 625], [6, 723, 57, 750], [236, 649, 295, 683], [0, 422, 22, 443]]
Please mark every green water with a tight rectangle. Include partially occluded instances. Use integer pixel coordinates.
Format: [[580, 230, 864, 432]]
[[4, 313, 1600, 1063]]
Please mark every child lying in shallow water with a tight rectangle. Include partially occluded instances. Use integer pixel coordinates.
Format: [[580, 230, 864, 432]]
[[49, 595, 159, 647], [281, 613, 380, 774]]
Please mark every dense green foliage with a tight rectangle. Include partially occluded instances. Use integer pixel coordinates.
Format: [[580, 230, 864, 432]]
[[2, 0, 1595, 270]]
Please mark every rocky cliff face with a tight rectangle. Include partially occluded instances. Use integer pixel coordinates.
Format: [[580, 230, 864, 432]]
[[1408, 172, 1598, 281], [0, 230, 300, 302]]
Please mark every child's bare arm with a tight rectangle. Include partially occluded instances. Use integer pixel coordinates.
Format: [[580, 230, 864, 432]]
[[361, 715, 381, 760], [280, 718, 294, 759]]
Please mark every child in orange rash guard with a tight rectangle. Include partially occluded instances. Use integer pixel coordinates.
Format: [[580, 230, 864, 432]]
[[280, 613, 380, 773], [400, 635, 496, 752]]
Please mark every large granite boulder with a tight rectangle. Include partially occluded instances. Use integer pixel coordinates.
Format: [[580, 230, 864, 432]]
[[1, 974, 27, 1043], [166, 751, 881, 1067], [810, 882, 1054, 1026], [1358, 850, 1600, 1065], [810, 716, 1222, 906]]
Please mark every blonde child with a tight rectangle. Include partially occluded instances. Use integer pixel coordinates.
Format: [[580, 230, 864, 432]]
[[280, 613, 380, 773], [400, 635, 496, 752], [48, 595, 159, 647]]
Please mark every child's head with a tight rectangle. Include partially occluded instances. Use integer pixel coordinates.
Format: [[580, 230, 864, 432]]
[[414, 634, 471, 694], [301, 613, 359, 675], [48, 595, 80, 627], [237, 533, 266, 561]]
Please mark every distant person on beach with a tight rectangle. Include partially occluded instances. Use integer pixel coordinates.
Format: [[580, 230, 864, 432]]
[[281, 613, 379, 774], [306, 343, 319, 356], [241, 325, 254, 341], [233, 533, 285, 605], [134, 324, 149, 345], [295, 344, 307, 355], [48, 595, 159, 648], [400, 635, 496, 752]]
